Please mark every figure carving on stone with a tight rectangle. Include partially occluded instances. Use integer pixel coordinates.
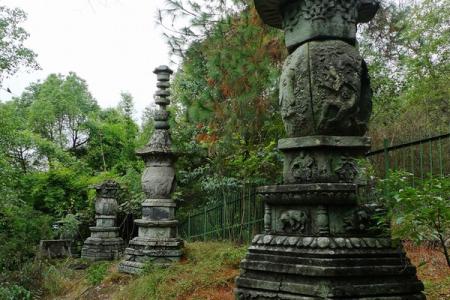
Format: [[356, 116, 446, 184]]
[[280, 210, 308, 234], [334, 157, 358, 182], [280, 40, 372, 137], [344, 204, 387, 235], [291, 152, 315, 182]]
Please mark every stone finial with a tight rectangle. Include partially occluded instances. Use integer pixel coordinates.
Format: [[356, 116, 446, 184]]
[[153, 65, 173, 130], [136, 65, 175, 157]]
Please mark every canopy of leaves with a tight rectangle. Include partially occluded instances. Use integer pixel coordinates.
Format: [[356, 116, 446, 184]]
[[359, 0, 450, 146], [0, 6, 39, 86]]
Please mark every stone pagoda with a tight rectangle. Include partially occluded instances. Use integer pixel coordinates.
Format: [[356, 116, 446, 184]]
[[81, 180, 125, 261], [235, 0, 425, 299], [118, 65, 183, 274]]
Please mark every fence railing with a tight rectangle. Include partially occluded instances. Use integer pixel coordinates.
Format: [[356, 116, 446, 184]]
[[178, 185, 264, 242], [366, 133, 450, 182], [179, 133, 449, 241]]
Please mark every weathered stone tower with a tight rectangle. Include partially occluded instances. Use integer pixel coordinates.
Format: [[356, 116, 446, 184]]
[[81, 180, 125, 261], [119, 65, 183, 274], [235, 1, 425, 298]]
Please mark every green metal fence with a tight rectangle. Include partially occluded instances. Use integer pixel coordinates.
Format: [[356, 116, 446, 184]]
[[179, 133, 449, 241], [366, 133, 450, 182], [178, 185, 264, 242]]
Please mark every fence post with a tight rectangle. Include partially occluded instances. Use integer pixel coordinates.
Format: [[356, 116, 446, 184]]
[[187, 213, 191, 240], [222, 193, 226, 240], [383, 138, 390, 177], [203, 206, 207, 241]]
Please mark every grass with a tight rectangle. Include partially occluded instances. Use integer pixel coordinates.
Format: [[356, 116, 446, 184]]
[[114, 242, 246, 300], [34, 241, 449, 300]]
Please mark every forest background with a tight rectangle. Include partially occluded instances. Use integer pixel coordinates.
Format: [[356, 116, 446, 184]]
[[0, 0, 449, 296]]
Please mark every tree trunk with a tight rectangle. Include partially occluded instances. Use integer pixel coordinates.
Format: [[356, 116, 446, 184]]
[[437, 232, 450, 268]]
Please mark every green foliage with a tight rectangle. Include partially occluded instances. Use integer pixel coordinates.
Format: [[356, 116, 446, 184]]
[[84, 108, 139, 174], [360, 0, 450, 144], [0, 284, 31, 300], [0, 200, 52, 271], [378, 171, 450, 266], [22, 164, 90, 216], [27, 72, 99, 150], [118, 91, 135, 119], [158, 1, 286, 210], [86, 262, 110, 286], [0, 6, 39, 86], [55, 214, 81, 239], [0, 70, 144, 290]]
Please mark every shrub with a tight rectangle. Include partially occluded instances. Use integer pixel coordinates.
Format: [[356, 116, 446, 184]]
[[0, 201, 52, 272], [0, 284, 31, 300], [86, 262, 110, 286], [378, 172, 450, 267]]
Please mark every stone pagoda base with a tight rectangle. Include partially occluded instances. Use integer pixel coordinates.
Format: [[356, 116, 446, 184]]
[[81, 226, 124, 261], [236, 234, 425, 299], [118, 237, 183, 274]]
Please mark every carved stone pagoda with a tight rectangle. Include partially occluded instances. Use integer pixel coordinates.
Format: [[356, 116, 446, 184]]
[[81, 180, 125, 261], [118, 65, 183, 274], [235, 1, 425, 299]]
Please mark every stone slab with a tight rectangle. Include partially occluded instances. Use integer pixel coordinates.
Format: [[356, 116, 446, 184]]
[[142, 199, 177, 207], [257, 183, 357, 205], [134, 219, 178, 227], [278, 136, 371, 150]]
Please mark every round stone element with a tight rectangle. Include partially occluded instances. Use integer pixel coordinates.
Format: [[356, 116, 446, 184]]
[[279, 40, 372, 137], [141, 166, 175, 198]]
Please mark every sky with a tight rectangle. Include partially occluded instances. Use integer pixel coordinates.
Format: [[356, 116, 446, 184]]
[[0, 0, 172, 121]]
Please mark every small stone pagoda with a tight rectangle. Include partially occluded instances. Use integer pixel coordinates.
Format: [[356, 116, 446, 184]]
[[118, 65, 183, 274], [81, 180, 124, 261], [235, 0, 425, 299]]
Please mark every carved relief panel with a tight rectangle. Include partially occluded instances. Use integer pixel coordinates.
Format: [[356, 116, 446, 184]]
[[280, 40, 371, 138]]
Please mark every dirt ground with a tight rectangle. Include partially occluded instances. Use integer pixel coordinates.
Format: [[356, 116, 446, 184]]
[[52, 243, 450, 300]]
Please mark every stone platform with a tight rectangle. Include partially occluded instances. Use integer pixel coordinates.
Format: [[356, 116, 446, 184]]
[[119, 237, 183, 274], [236, 234, 424, 299], [81, 228, 124, 261]]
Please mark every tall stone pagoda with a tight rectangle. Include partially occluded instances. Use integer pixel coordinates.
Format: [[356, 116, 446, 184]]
[[119, 65, 183, 274], [81, 180, 125, 261], [235, 0, 425, 299]]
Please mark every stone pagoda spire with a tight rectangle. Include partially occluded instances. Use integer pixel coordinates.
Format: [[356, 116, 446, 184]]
[[119, 65, 183, 274], [235, 0, 425, 298], [81, 180, 125, 261]]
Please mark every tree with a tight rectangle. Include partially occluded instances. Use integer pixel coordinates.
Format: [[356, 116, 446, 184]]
[[157, 0, 248, 58], [359, 0, 450, 144], [27, 73, 99, 151], [0, 6, 39, 87], [118, 91, 135, 119], [84, 108, 139, 173]]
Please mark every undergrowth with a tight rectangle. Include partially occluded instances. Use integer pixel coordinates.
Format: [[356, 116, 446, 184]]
[[28, 241, 449, 300], [114, 242, 246, 300]]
